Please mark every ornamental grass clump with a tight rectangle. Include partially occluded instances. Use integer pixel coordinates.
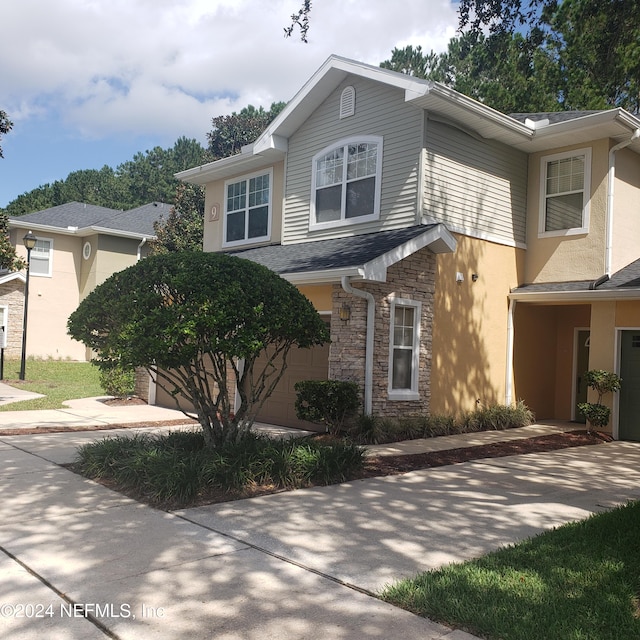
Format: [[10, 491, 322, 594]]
[[74, 430, 364, 508]]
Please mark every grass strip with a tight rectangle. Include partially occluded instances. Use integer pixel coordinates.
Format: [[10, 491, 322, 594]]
[[381, 500, 640, 640], [0, 359, 102, 410]]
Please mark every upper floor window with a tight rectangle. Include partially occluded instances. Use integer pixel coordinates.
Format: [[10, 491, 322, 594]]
[[30, 238, 53, 277], [539, 148, 591, 237], [388, 298, 421, 400], [223, 169, 272, 247], [310, 136, 382, 230]]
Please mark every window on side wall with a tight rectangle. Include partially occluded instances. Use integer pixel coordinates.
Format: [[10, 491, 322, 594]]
[[29, 238, 53, 277], [310, 136, 382, 230], [539, 148, 591, 237], [388, 299, 421, 400], [223, 169, 272, 247]]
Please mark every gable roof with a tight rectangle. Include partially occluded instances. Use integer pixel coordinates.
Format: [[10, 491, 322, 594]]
[[177, 55, 640, 186], [0, 270, 26, 286], [228, 224, 456, 284], [8, 201, 169, 239]]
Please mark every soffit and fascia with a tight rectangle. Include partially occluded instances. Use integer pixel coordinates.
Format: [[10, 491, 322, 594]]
[[177, 55, 640, 187]]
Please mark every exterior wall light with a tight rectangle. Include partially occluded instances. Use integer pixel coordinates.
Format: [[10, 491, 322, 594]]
[[339, 303, 351, 321]]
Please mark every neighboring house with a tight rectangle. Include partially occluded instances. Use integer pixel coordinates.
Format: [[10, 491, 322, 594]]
[[7, 201, 169, 360], [172, 55, 640, 440]]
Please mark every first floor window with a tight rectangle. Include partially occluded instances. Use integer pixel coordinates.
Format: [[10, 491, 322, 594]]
[[224, 170, 271, 246], [540, 148, 591, 236], [30, 238, 53, 276], [389, 299, 421, 399]]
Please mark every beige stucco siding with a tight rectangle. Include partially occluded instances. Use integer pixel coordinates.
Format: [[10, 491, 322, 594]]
[[611, 147, 640, 273], [512, 303, 591, 420], [431, 235, 525, 415], [16, 233, 86, 360], [284, 76, 423, 243], [203, 161, 284, 253], [424, 120, 528, 247], [525, 139, 609, 283]]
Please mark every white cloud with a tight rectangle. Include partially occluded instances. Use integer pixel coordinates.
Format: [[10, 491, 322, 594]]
[[1, 0, 458, 144]]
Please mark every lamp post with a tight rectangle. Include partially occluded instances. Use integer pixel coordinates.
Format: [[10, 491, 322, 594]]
[[19, 231, 37, 381]]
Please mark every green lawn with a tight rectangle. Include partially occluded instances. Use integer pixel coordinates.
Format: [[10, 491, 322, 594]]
[[0, 359, 102, 410], [381, 500, 640, 640]]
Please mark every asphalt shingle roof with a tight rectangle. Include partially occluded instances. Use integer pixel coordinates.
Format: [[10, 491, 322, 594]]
[[228, 225, 438, 275], [512, 259, 640, 295], [9, 201, 169, 236]]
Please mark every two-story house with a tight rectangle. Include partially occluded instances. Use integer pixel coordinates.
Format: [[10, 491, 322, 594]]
[[6, 201, 169, 360], [173, 55, 640, 440]]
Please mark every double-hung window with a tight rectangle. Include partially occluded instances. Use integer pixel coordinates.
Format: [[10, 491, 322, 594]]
[[539, 148, 591, 237], [311, 136, 382, 230], [388, 299, 421, 400], [223, 169, 272, 247], [29, 238, 53, 277]]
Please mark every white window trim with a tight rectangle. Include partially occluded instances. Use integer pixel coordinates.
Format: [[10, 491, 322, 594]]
[[0, 305, 7, 349], [538, 147, 591, 238], [388, 297, 421, 401], [30, 237, 53, 278], [310, 135, 383, 232], [222, 168, 273, 248]]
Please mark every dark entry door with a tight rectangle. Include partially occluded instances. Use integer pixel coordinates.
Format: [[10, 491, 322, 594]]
[[618, 331, 640, 441]]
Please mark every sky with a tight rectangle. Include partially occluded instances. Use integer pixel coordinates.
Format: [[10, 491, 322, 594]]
[[0, 0, 459, 208]]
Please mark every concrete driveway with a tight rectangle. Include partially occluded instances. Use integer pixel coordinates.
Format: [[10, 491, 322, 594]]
[[1, 425, 639, 639]]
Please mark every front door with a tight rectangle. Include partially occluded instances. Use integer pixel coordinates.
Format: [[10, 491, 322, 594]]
[[574, 330, 590, 423], [618, 331, 640, 441]]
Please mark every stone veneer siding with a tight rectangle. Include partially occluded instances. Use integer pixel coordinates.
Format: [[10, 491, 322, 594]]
[[329, 248, 436, 417], [134, 366, 150, 402], [0, 281, 25, 358]]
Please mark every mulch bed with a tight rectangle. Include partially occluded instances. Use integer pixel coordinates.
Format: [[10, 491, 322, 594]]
[[357, 429, 611, 478]]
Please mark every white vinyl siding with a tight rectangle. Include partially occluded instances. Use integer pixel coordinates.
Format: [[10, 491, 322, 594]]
[[284, 77, 423, 243], [424, 120, 528, 247]]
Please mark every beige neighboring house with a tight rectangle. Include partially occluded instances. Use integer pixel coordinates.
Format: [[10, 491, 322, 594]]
[[168, 55, 640, 440], [7, 201, 170, 360]]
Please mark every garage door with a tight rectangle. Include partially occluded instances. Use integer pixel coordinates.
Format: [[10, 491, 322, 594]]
[[255, 340, 329, 431]]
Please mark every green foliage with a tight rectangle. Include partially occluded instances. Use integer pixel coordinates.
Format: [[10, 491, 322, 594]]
[[349, 401, 534, 445], [4, 137, 206, 216], [577, 370, 621, 430], [74, 430, 364, 508], [582, 369, 622, 398], [577, 402, 611, 429], [149, 182, 205, 255], [0, 110, 12, 159], [294, 380, 360, 435], [207, 103, 286, 160], [0, 211, 25, 271], [382, 500, 640, 640], [67, 252, 329, 447], [380, 0, 640, 115], [97, 362, 135, 398]]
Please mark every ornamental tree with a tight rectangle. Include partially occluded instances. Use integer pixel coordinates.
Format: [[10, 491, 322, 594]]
[[68, 251, 330, 447]]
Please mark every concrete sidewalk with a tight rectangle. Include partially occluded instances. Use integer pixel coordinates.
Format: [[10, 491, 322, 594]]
[[0, 424, 477, 640], [0, 382, 195, 431], [2, 427, 638, 640], [1, 386, 638, 639]]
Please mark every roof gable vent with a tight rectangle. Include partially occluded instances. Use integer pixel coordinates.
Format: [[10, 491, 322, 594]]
[[340, 86, 355, 119]]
